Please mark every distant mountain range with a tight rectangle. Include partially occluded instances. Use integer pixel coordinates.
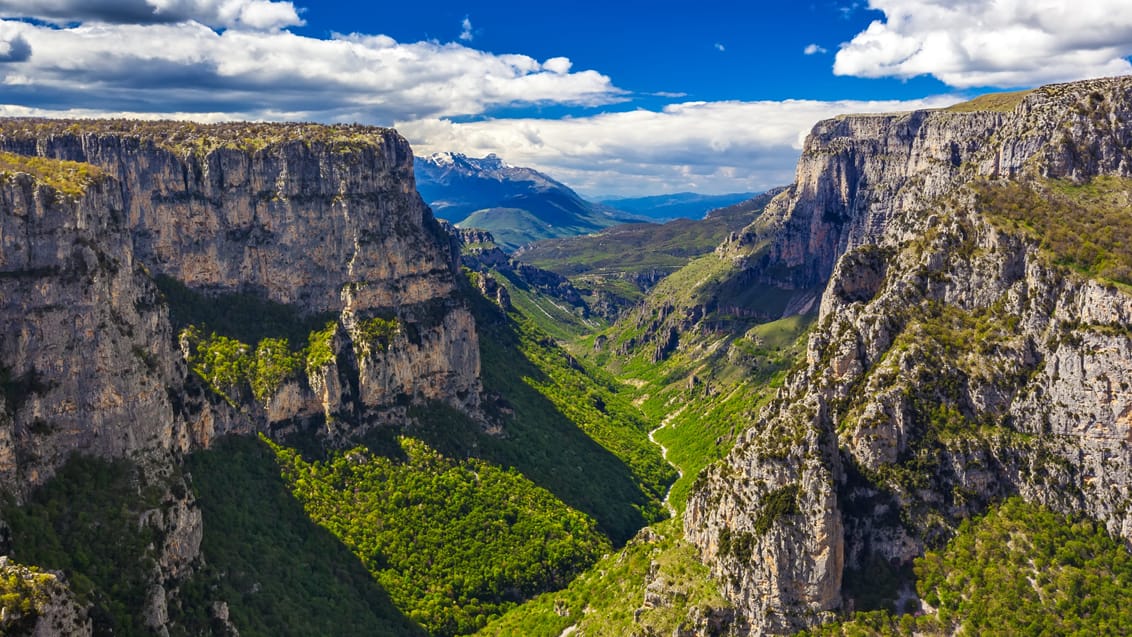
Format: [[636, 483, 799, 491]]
[[598, 192, 757, 221], [414, 152, 639, 250]]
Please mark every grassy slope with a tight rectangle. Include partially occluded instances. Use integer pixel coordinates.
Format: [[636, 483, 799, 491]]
[[491, 268, 605, 342], [518, 193, 773, 278], [267, 435, 610, 636], [606, 314, 813, 511], [476, 518, 728, 637], [977, 176, 1132, 287], [515, 193, 776, 313], [943, 89, 1034, 113], [181, 437, 426, 637], [418, 288, 674, 542], [457, 208, 576, 250]]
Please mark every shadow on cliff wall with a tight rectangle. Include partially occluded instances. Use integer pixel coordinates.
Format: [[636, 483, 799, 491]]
[[184, 436, 426, 636], [406, 291, 663, 546]]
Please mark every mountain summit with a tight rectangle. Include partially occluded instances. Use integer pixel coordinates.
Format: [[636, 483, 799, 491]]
[[415, 152, 637, 249]]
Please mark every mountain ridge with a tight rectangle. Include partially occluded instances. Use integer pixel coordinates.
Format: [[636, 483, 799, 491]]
[[415, 151, 638, 249]]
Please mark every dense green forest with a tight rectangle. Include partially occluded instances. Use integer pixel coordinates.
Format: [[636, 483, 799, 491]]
[[2, 457, 165, 635], [269, 435, 609, 635]]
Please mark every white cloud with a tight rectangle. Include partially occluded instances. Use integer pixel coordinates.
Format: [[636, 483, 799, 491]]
[[804, 43, 827, 55], [397, 95, 960, 196], [835, 0, 1132, 88], [543, 56, 572, 74], [714, 42, 725, 52], [0, 0, 304, 30], [459, 15, 473, 42], [0, 19, 622, 122]]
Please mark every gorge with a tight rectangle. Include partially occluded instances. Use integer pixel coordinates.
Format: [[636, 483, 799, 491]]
[[2, 76, 1132, 636]]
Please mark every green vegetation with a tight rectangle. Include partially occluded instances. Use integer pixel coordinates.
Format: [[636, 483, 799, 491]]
[[411, 290, 674, 542], [918, 498, 1132, 635], [181, 436, 424, 637], [943, 89, 1034, 113], [2, 456, 162, 635], [457, 208, 584, 250], [305, 320, 338, 372], [753, 484, 800, 534], [806, 498, 1132, 636], [476, 518, 729, 636], [520, 193, 771, 277], [269, 435, 609, 636], [609, 314, 813, 511], [517, 193, 773, 314], [0, 119, 393, 157], [490, 269, 603, 342], [0, 151, 104, 198], [180, 328, 303, 403], [353, 316, 401, 356], [976, 176, 1132, 286], [155, 274, 334, 347], [0, 560, 61, 634]]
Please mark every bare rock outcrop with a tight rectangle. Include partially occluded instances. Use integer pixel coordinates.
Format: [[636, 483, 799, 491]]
[[686, 77, 1132, 634], [0, 121, 485, 634]]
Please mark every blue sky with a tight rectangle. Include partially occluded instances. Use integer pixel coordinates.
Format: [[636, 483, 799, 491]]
[[1, 1, 1131, 195], [295, 2, 950, 107]]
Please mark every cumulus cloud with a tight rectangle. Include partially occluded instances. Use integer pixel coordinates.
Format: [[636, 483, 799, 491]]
[[0, 0, 304, 30], [397, 95, 959, 196], [459, 15, 473, 42], [804, 43, 827, 55], [0, 19, 622, 121], [835, 0, 1132, 88], [543, 56, 572, 74]]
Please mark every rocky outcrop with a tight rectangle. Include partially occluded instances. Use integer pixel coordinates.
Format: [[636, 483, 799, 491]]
[[686, 77, 1132, 634], [0, 170, 213, 492], [0, 121, 481, 432], [0, 121, 485, 634], [453, 226, 590, 316], [0, 556, 91, 636]]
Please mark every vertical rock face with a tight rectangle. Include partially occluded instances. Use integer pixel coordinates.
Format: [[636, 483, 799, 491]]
[[0, 121, 484, 633], [0, 121, 481, 443], [0, 173, 197, 491], [687, 77, 1132, 634]]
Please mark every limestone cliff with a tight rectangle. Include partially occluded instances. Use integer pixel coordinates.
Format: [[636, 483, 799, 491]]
[[0, 121, 483, 634], [0, 121, 480, 442], [686, 77, 1132, 634]]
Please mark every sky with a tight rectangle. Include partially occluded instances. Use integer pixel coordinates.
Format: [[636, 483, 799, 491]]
[[1, 1, 1131, 196]]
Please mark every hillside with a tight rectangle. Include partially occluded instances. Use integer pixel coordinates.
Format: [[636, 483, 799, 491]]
[[480, 77, 1132, 636], [415, 152, 637, 250], [515, 191, 780, 317], [0, 121, 669, 636], [598, 191, 757, 221]]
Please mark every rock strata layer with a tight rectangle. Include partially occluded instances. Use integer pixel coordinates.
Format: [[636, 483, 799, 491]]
[[0, 120, 483, 633], [686, 77, 1132, 634]]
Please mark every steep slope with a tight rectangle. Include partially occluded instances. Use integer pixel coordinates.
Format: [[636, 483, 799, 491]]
[[454, 227, 600, 341], [0, 120, 481, 441], [0, 121, 678, 636], [684, 77, 1132, 634], [415, 152, 636, 249], [0, 121, 481, 635]]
